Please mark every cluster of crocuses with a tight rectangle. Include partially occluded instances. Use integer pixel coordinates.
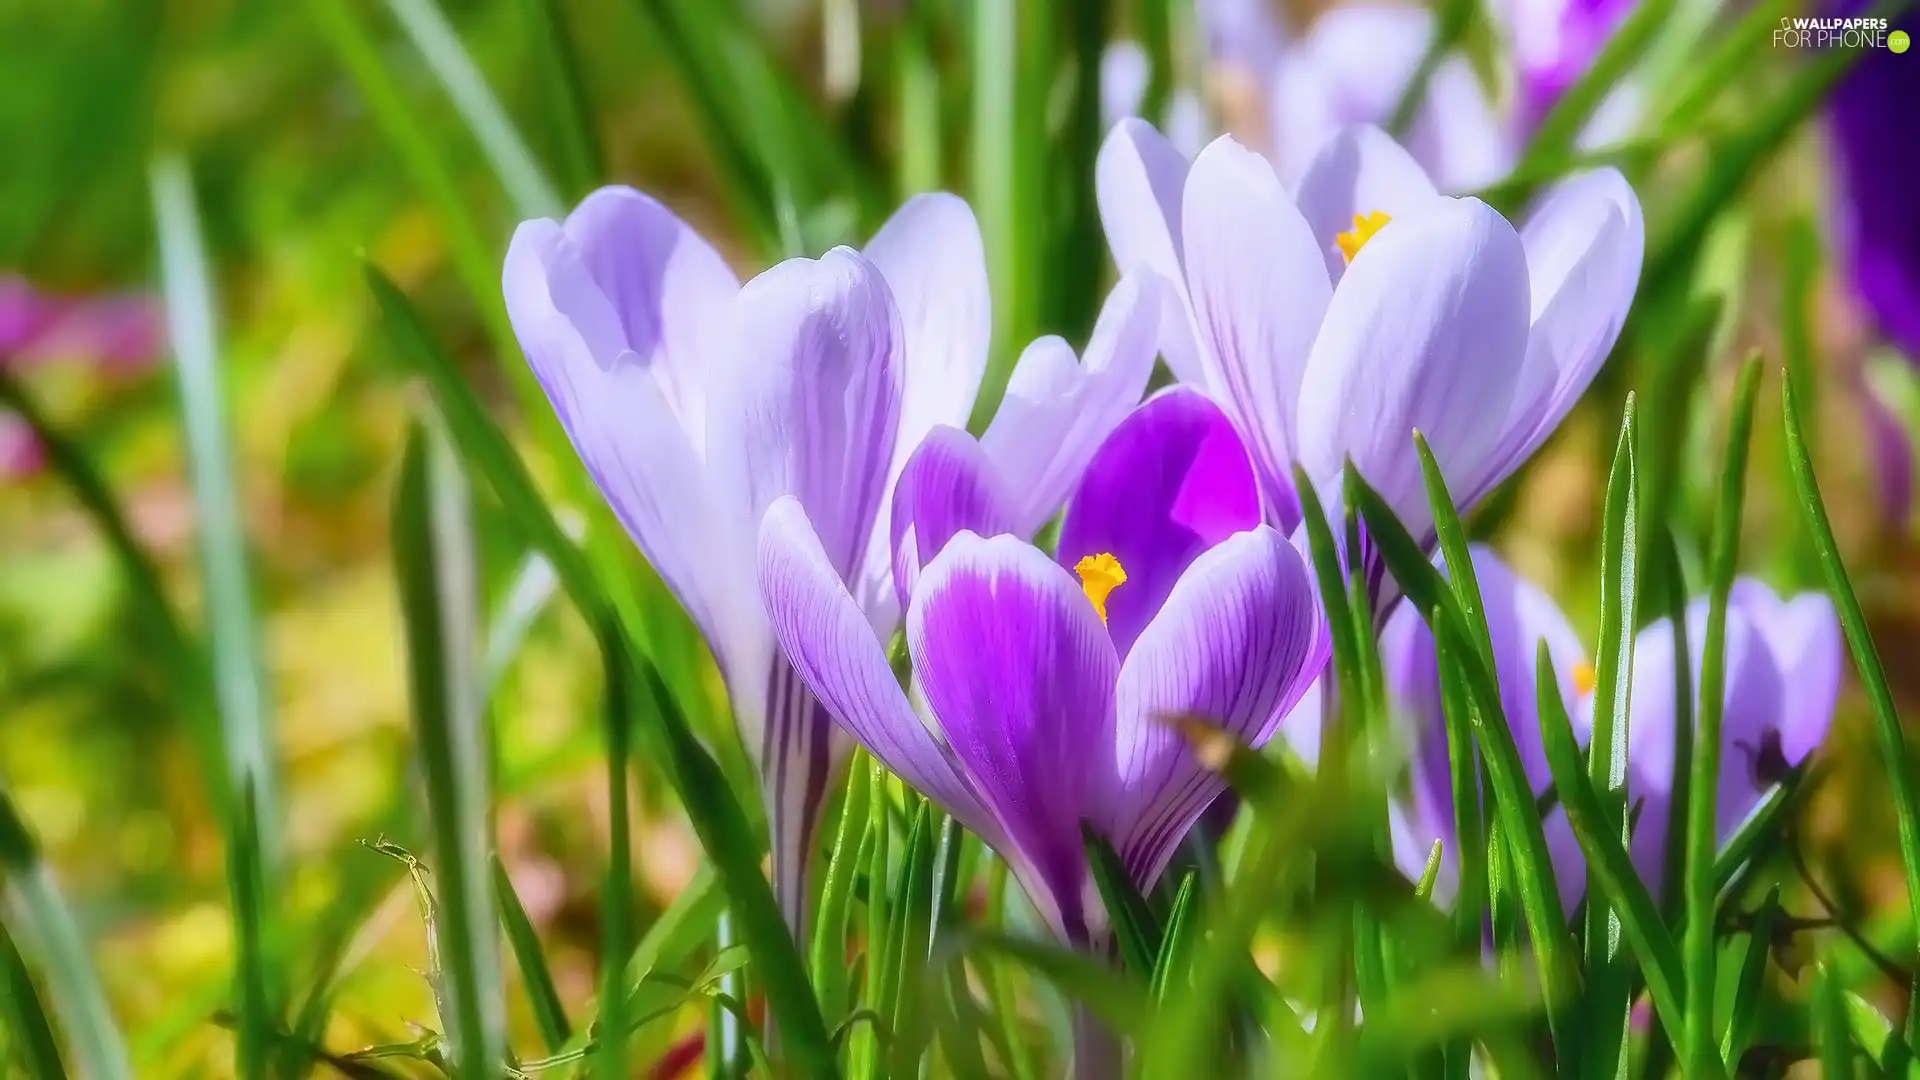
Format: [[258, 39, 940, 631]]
[[501, 115, 1837, 960]]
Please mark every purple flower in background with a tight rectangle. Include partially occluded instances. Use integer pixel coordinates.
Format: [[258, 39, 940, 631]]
[[760, 388, 1328, 939], [1828, 1, 1920, 363], [1097, 121, 1643, 542], [1, 276, 164, 480], [503, 187, 1159, 928], [1381, 545, 1590, 908], [1593, 581, 1841, 898]]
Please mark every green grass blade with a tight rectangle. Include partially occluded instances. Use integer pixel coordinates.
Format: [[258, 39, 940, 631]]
[[893, 4, 942, 197], [1385, 0, 1476, 136], [1813, 963, 1854, 1079], [152, 155, 281, 1080], [1, 903, 68, 1078], [1532, 642, 1695, 1066], [521, 0, 602, 200], [943, 933, 1149, 1037], [597, 635, 634, 1080], [1148, 871, 1198, 1003], [1653, 529, 1697, 915], [479, 550, 560, 703], [366, 266, 837, 1075], [1512, 0, 1675, 184], [1784, 368, 1920, 1045], [1719, 886, 1779, 1069], [886, 804, 939, 1077], [1083, 829, 1161, 979], [813, 752, 872, 1023], [0, 789, 132, 1080], [1844, 991, 1920, 1078], [306, 0, 523, 372], [1413, 433, 1496, 664], [1683, 356, 1761, 1075], [382, 0, 564, 218], [392, 422, 507, 1077], [968, 0, 1051, 428]]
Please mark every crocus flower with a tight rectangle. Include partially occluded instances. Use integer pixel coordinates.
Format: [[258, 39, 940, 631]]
[[504, 187, 1160, 927], [1, 276, 164, 480], [1097, 121, 1643, 544], [760, 387, 1328, 941], [1594, 580, 1840, 898], [1830, 1, 1920, 362], [1381, 545, 1589, 908]]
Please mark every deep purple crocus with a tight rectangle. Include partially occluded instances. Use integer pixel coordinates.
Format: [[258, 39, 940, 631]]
[[760, 387, 1329, 941], [1829, 0, 1920, 365], [1097, 121, 1643, 542], [503, 188, 1161, 928]]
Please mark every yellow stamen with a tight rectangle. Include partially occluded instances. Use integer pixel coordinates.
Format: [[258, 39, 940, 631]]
[[1335, 210, 1393, 263], [1572, 660, 1597, 697], [1074, 553, 1128, 624]]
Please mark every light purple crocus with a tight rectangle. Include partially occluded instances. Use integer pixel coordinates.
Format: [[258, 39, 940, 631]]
[[1593, 580, 1841, 898], [760, 387, 1329, 941], [1381, 545, 1589, 909], [1097, 120, 1643, 545], [503, 188, 1161, 928]]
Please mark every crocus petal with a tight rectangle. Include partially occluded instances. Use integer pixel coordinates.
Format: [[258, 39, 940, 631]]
[[1102, 526, 1329, 885], [1729, 580, 1842, 767], [889, 425, 1016, 611], [760, 497, 1003, 848], [978, 273, 1163, 537], [909, 532, 1121, 938], [1057, 388, 1263, 658], [1097, 120, 1205, 383], [1409, 58, 1515, 193], [1293, 125, 1441, 283], [549, 187, 740, 440], [1181, 136, 1333, 525], [707, 247, 904, 600], [856, 194, 992, 630], [504, 216, 730, 650], [1295, 197, 1532, 534], [1479, 169, 1643, 496]]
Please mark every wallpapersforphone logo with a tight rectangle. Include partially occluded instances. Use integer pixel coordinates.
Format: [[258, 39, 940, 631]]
[[1774, 14, 1909, 49]]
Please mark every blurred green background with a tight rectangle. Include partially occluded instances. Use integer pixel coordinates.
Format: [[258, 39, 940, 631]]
[[3, 0, 1918, 1075]]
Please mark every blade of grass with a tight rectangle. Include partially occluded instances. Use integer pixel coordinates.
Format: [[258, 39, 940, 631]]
[[1813, 963, 1854, 1079], [597, 636, 634, 1080], [1582, 395, 1640, 1080], [1683, 356, 1761, 1075], [0, 789, 133, 1080], [942, 933, 1149, 1037], [1148, 871, 1198, 1003], [1, 904, 67, 1078], [1784, 368, 1920, 1045], [1511, 0, 1677, 190], [491, 854, 569, 1056], [367, 268, 837, 1075], [854, 763, 893, 1078], [1385, 0, 1477, 136], [813, 751, 872, 1023], [393, 422, 507, 1077], [382, 0, 564, 218], [1719, 886, 1779, 1069], [893, 3, 942, 197], [1084, 829, 1161, 979], [521, 0, 603, 200], [152, 156, 281, 1080], [1532, 641, 1697, 1070], [886, 804, 938, 1077]]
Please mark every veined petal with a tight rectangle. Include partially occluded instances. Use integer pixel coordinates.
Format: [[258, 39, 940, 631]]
[[707, 247, 905, 615], [1102, 526, 1329, 886], [1293, 125, 1442, 283], [856, 194, 993, 632], [1181, 136, 1332, 525], [889, 425, 1016, 612], [1481, 169, 1644, 496], [1097, 120, 1206, 383], [1294, 197, 1532, 536], [504, 218, 729, 651], [979, 273, 1163, 537], [1728, 580, 1841, 769], [552, 187, 740, 442], [1057, 388, 1264, 658], [909, 532, 1120, 938], [760, 498, 1003, 846]]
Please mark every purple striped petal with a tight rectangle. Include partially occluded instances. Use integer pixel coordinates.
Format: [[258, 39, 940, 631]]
[[760, 497, 1004, 849], [1096, 120, 1206, 384], [978, 273, 1162, 537], [1057, 388, 1263, 659], [1294, 197, 1532, 537], [908, 532, 1120, 939], [1181, 136, 1332, 526], [1100, 526, 1329, 886], [1292, 125, 1441, 284], [889, 425, 1016, 611], [503, 205, 734, 651], [856, 194, 993, 631]]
